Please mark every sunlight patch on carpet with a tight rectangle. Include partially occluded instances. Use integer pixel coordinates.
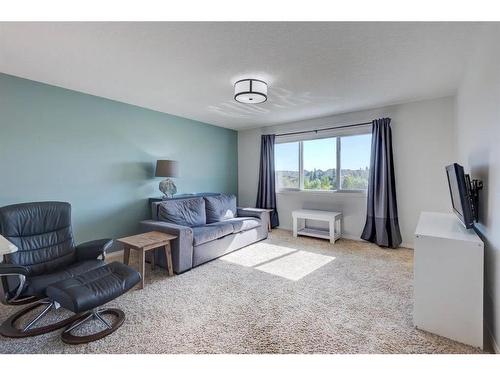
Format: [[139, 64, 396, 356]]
[[220, 242, 296, 267], [255, 250, 335, 281]]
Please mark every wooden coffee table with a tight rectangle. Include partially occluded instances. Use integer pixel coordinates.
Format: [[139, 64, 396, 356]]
[[117, 231, 177, 289]]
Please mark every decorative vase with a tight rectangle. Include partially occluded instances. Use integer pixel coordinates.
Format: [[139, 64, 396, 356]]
[[159, 178, 177, 199]]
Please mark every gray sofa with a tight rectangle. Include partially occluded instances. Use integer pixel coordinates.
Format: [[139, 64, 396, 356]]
[[140, 193, 269, 274]]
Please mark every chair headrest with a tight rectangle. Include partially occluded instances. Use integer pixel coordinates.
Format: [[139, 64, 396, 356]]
[[0, 201, 71, 237]]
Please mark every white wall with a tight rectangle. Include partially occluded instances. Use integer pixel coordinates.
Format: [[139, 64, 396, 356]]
[[455, 24, 500, 352], [238, 96, 456, 248]]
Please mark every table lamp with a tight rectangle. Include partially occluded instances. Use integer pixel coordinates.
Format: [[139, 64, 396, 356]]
[[155, 160, 179, 199]]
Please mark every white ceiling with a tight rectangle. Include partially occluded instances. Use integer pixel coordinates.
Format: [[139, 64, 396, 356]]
[[0, 22, 482, 130]]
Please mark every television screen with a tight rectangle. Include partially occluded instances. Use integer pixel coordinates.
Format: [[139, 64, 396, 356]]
[[445, 163, 474, 228]]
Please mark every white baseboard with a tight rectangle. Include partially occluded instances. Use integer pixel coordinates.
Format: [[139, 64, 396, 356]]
[[400, 242, 414, 250], [275, 227, 414, 249], [342, 233, 366, 242]]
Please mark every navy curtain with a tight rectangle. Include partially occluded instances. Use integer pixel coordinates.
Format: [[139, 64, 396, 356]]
[[256, 134, 279, 228], [361, 118, 402, 248]]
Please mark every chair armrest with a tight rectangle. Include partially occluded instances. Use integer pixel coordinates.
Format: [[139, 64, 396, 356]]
[[140, 220, 194, 274], [75, 239, 113, 262], [0, 263, 29, 277], [0, 263, 29, 304]]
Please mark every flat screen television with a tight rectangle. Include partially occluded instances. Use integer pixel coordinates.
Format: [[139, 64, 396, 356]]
[[445, 163, 474, 229]]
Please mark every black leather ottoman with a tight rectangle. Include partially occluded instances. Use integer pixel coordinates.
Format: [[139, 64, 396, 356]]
[[46, 262, 141, 344]]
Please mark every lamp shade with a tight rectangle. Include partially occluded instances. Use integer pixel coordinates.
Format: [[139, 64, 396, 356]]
[[234, 79, 268, 104], [155, 160, 179, 178]]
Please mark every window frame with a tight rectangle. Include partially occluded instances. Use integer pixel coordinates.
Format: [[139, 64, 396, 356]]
[[274, 126, 371, 194]]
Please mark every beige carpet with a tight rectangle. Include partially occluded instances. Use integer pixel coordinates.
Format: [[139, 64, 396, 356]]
[[0, 230, 484, 354]]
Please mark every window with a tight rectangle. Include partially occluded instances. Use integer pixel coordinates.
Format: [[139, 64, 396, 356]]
[[275, 131, 371, 192], [275, 142, 300, 190], [340, 133, 371, 190], [303, 138, 337, 190]]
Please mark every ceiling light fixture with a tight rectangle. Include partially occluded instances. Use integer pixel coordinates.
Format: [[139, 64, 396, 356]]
[[234, 79, 268, 104]]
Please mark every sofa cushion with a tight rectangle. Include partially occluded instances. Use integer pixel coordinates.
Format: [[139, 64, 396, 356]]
[[204, 194, 237, 223], [224, 217, 261, 233], [192, 222, 233, 246], [158, 198, 206, 227]]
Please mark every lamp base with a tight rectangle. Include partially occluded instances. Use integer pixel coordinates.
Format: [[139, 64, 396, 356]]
[[159, 178, 177, 199]]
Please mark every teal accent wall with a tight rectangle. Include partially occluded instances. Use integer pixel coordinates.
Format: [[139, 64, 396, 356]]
[[0, 73, 238, 243]]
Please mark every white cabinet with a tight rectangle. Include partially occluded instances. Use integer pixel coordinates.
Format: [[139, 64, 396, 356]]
[[414, 212, 484, 349]]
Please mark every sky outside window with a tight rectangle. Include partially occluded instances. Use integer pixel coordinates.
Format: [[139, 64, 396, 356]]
[[275, 142, 299, 171], [341, 134, 371, 170], [303, 138, 336, 171]]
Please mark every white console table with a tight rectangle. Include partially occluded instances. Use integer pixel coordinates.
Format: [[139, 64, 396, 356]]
[[414, 212, 484, 349], [292, 209, 342, 244]]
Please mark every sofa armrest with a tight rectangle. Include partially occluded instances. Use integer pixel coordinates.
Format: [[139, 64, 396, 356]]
[[237, 207, 270, 231], [76, 239, 113, 262], [237, 207, 269, 219], [140, 220, 194, 274]]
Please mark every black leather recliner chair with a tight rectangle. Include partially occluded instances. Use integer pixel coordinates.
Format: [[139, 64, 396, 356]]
[[0, 201, 140, 342]]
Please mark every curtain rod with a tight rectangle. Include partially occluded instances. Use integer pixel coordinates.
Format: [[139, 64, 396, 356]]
[[274, 121, 372, 137]]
